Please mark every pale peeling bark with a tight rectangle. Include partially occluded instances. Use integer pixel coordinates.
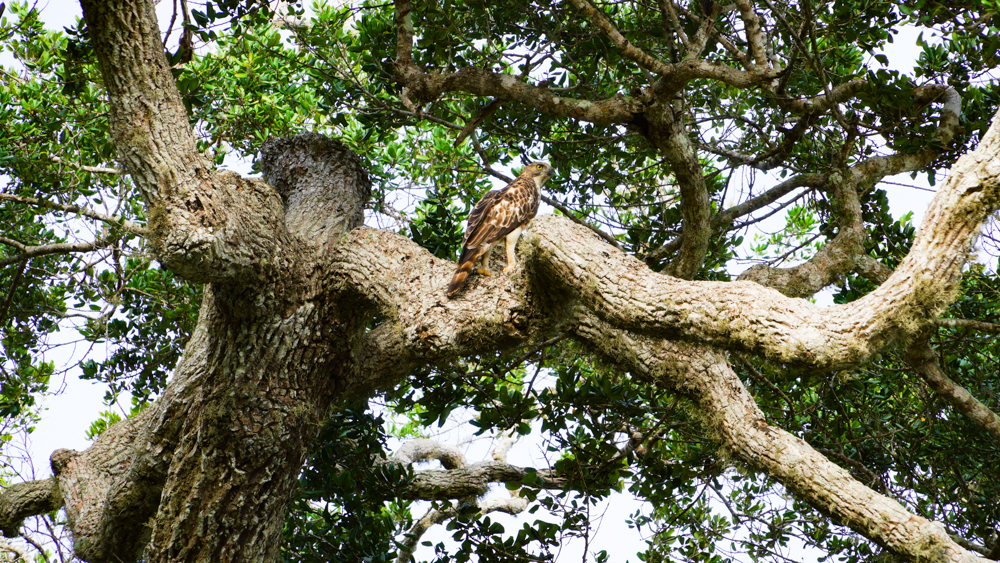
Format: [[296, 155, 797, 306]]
[[392, 433, 541, 563]]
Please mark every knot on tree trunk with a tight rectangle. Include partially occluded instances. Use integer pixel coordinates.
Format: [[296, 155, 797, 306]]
[[260, 132, 372, 243]]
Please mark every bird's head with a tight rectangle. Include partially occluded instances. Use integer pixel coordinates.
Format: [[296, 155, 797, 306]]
[[522, 161, 555, 186]]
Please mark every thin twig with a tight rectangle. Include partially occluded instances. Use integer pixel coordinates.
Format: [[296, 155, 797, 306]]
[[48, 155, 120, 175], [0, 193, 146, 236]]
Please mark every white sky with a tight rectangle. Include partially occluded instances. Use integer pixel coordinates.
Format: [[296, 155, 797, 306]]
[[1, 2, 949, 561]]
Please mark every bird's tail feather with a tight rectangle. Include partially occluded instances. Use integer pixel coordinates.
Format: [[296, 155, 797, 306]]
[[448, 246, 488, 296], [447, 259, 476, 296]]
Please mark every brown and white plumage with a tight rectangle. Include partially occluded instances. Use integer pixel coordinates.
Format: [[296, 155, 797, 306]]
[[446, 162, 554, 296]]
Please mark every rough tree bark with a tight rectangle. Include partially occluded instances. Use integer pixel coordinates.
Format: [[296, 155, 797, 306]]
[[2, 0, 1000, 562]]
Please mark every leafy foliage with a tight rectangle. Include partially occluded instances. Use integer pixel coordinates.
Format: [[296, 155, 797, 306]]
[[282, 407, 412, 563]]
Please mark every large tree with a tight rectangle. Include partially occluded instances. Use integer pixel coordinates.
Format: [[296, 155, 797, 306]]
[[2, 0, 1000, 561]]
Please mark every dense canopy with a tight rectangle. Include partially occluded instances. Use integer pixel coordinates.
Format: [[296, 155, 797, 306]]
[[2, 0, 1000, 562]]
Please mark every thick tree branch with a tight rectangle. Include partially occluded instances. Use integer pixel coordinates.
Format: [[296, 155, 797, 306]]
[[401, 460, 565, 500], [566, 0, 675, 76], [777, 78, 867, 115], [79, 0, 293, 284], [642, 101, 712, 279], [0, 479, 61, 538], [392, 439, 467, 470], [392, 0, 776, 126], [739, 85, 963, 297], [345, 107, 1000, 380], [906, 338, 1000, 443], [734, 0, 768, 68], [571, 314, 983, 563]]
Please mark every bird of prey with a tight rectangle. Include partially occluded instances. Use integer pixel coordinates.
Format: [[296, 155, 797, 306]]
[[446, 162, 555, 296]]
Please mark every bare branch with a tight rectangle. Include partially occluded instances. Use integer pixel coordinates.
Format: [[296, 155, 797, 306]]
[[906, 338, 1000, 443], [48, 155, 120, 175], [934, 318, 1000, 334], [643, 103, 712, 279], [0, 235, 119, 268], [392, 439, 467, 470], [734, 0, 768, 68], [566, 0, 674, 76], [0, 193, 147, 236]]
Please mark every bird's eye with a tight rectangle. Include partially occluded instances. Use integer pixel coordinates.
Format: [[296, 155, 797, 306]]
[[536, 164, 543, 169]]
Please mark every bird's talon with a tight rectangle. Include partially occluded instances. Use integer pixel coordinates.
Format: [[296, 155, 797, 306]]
[[476, 268, 493, 277]]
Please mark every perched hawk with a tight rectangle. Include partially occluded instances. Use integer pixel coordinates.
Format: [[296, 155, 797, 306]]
[[446, 162, 555, 296]]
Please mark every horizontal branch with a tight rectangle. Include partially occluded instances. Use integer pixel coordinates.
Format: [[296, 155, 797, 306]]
[[0, 479, 61, 538], [399, 64, 643, 125], [0, 193, 147, 236], [392, 439, 467, 470], [393, 0, 777, 126], [934, 317, 1000, 334], [340, 108, 1000, 388], [401, 460, 565, 500], [49, 155, 121, 175], [0, 234, 119, 268], [775, 78, 866, 115]]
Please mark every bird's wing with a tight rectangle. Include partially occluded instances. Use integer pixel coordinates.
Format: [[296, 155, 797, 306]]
[[462, 188, 504, 247], [464, 178, 536, 251]]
